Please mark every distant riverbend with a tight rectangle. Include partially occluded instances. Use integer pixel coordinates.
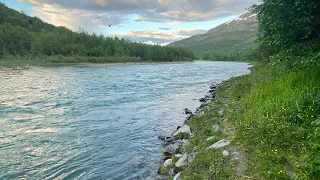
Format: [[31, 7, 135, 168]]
[[0, 61, 250, 179]]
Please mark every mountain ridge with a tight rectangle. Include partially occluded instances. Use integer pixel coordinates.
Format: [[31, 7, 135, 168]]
[[168, 12, 258, 57]]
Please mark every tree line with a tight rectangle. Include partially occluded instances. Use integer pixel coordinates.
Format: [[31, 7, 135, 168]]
[[0, 3, 195, 62]]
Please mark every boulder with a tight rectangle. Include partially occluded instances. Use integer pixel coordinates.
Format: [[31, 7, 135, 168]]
[[200, 101, 210, 108], [158, 135, 166, 141], [199, 95, 209, 102], [168, 168, 175, 176], [164, 143, 180, 155], [188, 147, 198, 163], [175, 154, 183, 158], [175, 154, 189, 168], [206, 136, 215, 141], [210, 85, 217, 89], [177, 139, 190, 147], [195, 111, 205, 117], [206, 139, 230, 151], [183, 108, 192, 114], [164, 159, 173, 167], [212, 125, 221, 133], [223, 150, 229, 157], [207, 94, 214, 99], [222, 117, 228, 123], [173, 125, 191, 138], [185, 114, 194, 122], [173, 172, 181, 180], [164, 136, 174, 143]]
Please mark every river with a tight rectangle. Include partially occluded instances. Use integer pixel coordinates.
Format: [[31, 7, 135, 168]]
[[0, 61, 250, 179]]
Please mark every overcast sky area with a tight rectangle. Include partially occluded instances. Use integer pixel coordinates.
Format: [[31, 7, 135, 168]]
[[1, 0, 259, 45]]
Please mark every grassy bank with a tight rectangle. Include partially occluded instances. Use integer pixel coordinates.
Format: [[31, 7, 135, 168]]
[[178, 60, 320, 179], [0, 55, 142, 67]]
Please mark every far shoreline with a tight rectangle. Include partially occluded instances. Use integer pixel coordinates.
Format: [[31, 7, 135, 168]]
[[0, 58, 250, 69]]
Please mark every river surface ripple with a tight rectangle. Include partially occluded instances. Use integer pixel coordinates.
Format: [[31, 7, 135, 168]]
[[0, 61, 251, 179]]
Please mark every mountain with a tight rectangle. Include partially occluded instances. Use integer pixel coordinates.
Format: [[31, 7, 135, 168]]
[[168, 12, 258, 57]]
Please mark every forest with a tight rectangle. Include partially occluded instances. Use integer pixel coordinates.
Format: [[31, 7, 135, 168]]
[[0, 3, 195, 63]]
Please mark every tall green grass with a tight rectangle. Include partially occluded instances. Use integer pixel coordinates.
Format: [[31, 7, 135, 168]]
[[180, 60, 319, 179], [233, 63, 320, 179]]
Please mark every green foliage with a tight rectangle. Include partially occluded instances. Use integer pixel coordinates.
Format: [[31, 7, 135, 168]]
[[251, 0, 320, 53], [175, 132, 190, 140], [202, 45, 272, 62], [0, 23, 33, 57], [0, 3, 195, 63], [230, 59, 320, 179]]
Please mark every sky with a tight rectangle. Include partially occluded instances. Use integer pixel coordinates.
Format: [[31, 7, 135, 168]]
[[1, 0, 259, 45]]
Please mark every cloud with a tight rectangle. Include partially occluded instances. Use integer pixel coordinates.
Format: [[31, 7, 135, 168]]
[[18, 0, 259, 23], [112, 29, 207, 44], [26, 1, 128, 33], [15, 0, 258, 43], [159, 27, 172, 30]]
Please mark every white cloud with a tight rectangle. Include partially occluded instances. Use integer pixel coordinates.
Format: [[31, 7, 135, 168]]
[[29, 2, 128, 32], [18, 0, 259, 23], [112, 29, 207, 44], [15, 0, 259, 43]]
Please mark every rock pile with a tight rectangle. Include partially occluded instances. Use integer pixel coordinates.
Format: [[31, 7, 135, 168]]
[[156, 84, 219, 179]]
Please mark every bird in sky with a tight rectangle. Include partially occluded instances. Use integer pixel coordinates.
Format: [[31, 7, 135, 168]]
[[108, 24, 112, 27]]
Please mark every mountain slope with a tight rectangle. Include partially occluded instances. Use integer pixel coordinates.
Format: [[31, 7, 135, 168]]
[[168, 12, 258, 57]]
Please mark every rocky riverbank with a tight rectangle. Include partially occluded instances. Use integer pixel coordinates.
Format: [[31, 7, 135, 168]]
[[155, 84, 220, 179], [155, 76, 250, 180]]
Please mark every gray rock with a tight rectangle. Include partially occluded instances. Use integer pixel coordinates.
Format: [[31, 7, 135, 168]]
[[195, 111, 205, 117], [200, 101, 210, 108], [206, 139, 230, 151], [222, 150, 229, 157], [218, 109, 224, 116], [173, 172, 181, 180], [230, 149, 248, 176], [164, 137, 174, 143], [158, 135, 166, 140], [169, 168, 175, 176], [212, 125, 221, 133], [173, 125, 191, 138], [199, 96, 209, 102], [210, 85, 217, 89], [163, 159, 172, 167], [175, 154, 189, 168], [183, 108, 192, 114], [155, 175, 169, 180], [175, 154, 183, 158], [185, 114, 194, 122], [188, 147, 198, 163], [222, 117, 228, 123], [164, 143, 180, 155], [177, 139, 190, 147]]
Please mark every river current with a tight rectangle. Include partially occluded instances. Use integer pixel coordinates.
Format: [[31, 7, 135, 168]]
[[0, 61, 250, 179]]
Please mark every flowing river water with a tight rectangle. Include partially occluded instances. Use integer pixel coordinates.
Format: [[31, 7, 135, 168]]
[[0, 61, 251, 179]]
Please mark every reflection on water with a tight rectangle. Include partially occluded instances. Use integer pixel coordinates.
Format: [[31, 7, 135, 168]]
[[0, 61, 250, 179]]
